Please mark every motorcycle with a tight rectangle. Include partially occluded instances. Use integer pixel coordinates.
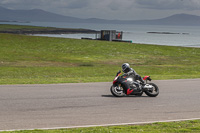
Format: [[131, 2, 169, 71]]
[[110, 71, 159, 97]]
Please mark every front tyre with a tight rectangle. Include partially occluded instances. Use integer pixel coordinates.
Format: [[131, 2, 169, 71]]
[[110, 85, 125, 97], [144, 83, 159, 97]]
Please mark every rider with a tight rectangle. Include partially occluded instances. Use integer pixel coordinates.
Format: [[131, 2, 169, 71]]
[[121, 63, 144, 95]]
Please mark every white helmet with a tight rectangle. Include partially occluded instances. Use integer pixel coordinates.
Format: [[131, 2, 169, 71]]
[[122, 63, 131, 73]]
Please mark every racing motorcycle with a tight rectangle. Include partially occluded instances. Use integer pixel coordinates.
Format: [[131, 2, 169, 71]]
[[110, 71, 159, 97]]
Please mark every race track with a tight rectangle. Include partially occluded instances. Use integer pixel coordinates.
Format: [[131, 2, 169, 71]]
[[0, 79, 200, 131]]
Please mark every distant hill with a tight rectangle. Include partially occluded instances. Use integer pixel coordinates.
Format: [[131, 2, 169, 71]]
[[0, 6, 82, 22], [1, 6, 200, 26], [128, 13, 200, 26]]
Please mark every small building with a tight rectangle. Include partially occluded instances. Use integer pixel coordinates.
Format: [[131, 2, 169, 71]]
[[82, 30, 131, 43], [96, 30, 123, 41]]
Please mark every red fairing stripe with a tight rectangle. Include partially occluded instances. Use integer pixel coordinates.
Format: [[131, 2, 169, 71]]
[[127, 89, 133, 95], [143, 76, 149, 80], [113, 73, 121, 84], [113, 80, 117, 84]]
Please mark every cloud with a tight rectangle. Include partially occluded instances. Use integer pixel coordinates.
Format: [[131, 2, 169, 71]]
[[0, 0, 135, 10], [1, 0, 200, 11], [135, 0, 200, 10], [107, 0, 135, 11], [0, 0, 48, 9], [53, 0, 90, 9], [1, 0, 200, 20]]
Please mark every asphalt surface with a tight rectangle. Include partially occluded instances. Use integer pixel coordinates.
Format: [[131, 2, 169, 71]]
[[0, 79, 200, 131]]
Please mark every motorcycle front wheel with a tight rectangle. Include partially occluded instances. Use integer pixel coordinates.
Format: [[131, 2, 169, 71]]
[[110, 85, 125, 97]]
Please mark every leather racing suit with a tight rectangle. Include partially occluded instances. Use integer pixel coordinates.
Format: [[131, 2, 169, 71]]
[[120, 68, 144, 95]]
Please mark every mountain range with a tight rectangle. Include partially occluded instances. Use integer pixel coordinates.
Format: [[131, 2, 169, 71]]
[[1, 6, 200, 26]]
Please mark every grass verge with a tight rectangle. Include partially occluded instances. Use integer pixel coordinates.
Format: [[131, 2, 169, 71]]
[[0, 32, 200, 84], [0, 24, 96, 34], [1, 120, 200, 133], [0, 25, 200, 132]]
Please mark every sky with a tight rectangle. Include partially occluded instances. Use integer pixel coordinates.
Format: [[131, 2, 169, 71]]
[[0, 0, 200, 20]]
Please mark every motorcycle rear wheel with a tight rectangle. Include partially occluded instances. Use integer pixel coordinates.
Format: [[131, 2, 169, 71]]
[[144, 83, 159, 97], [110, 85, 125, 97]]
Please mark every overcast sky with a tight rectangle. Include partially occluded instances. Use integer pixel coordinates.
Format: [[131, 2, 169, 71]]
[[1, 0, 200, 20]]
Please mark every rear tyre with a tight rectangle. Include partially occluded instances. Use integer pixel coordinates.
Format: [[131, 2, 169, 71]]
[[144, 83, 159, 97], [110, 85, 125, 97]]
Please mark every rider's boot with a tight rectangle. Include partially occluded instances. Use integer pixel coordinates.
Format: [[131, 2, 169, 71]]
[[134, 84, 142, 92], [138, 84, 143, 91]]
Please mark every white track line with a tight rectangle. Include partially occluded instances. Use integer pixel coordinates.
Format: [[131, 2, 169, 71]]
[[1, 118, 200, 132]]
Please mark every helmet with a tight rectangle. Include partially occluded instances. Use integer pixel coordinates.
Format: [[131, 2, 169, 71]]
[[122, 63, 131, 73]]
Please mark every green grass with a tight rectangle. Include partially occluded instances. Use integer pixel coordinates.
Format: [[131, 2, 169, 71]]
[[0, 24, 93, 33], [0, 24, 56, 31], [0, 32, 200, 84], [2, 120, 200, 133], [1, 25, 200, 132]]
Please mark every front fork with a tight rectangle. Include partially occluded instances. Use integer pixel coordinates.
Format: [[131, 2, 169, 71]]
[[114, 84, 125, 92]]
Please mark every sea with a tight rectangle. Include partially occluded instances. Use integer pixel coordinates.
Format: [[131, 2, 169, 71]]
[[1, 21, 200, 47]]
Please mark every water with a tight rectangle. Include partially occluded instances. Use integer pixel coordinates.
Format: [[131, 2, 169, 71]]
[[1, 21, 200, 47]]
